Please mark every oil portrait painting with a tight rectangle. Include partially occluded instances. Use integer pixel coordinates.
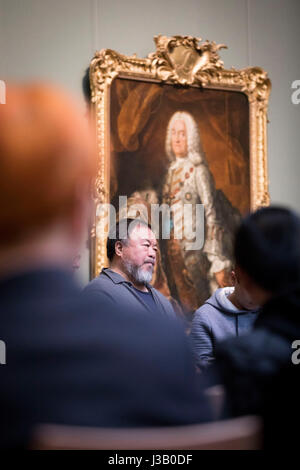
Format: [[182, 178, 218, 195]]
[[89, 35, 270, 314]]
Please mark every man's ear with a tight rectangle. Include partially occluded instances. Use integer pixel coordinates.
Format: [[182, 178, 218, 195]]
[[114, 240, 123, 257]]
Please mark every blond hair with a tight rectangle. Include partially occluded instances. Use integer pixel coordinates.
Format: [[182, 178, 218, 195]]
[[0, 84, 96, 246]]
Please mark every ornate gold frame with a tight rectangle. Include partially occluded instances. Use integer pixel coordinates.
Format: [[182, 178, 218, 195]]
[[89, 34, 271, 279]]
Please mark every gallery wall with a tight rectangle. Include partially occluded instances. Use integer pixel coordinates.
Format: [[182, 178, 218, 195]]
[[1, 0, 299, 283]]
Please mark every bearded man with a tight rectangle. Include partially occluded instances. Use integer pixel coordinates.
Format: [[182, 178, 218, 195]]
[[83, 218, 175, 318]]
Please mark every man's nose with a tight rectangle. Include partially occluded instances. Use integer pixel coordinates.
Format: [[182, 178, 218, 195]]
[[148, 246, 156, 259]]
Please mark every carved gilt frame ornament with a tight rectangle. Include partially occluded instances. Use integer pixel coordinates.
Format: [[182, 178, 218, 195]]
[[89, 34, 271, 278]]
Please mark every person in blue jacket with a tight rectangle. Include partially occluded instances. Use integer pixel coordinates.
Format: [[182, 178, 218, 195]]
[[191, 270, 260, 372]]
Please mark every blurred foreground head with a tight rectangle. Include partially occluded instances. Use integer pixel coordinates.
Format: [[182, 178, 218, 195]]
[[234, 206, 300, 305], [0, 84, 95, 268]]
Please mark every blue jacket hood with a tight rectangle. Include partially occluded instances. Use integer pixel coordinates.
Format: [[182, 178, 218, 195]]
[[205, 287, 260, 316]]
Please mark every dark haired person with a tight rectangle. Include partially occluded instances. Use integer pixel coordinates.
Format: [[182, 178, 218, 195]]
[[82, 66, 91, 103], [214, 206, 300, 445], [191, 269, 260, 372], [83, 218, 175, 318], [0, 84, 211, 448]]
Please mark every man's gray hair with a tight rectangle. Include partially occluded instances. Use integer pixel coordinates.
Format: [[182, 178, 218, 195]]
[[165, 111, 206, 166]]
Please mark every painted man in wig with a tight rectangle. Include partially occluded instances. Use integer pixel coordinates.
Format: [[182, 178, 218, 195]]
[[161, 111, 240, 309]]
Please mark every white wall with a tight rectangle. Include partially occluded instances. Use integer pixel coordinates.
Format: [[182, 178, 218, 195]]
[[247, 0, 300, 208], [1, 0, 299, 282]]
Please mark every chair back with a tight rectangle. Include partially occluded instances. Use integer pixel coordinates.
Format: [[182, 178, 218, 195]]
[[31, 416, 262, 450]]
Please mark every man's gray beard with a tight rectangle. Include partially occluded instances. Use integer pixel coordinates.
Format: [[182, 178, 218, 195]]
[[123, 260, 153, 285]]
